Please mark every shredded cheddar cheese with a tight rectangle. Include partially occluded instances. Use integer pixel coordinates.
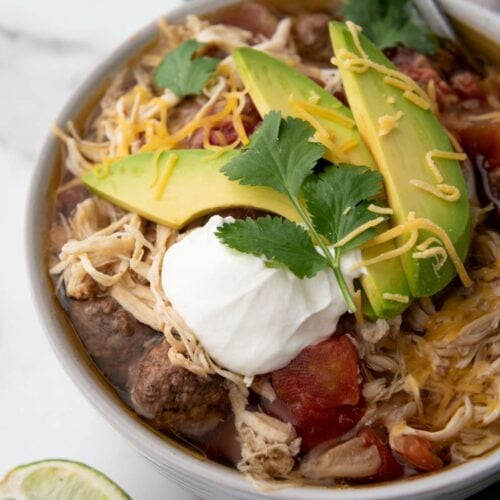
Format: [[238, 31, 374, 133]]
[[334, 216, 385, 248], [382, 293, 410, 304], [353, 227, 419, 270], [444, 129, 464, 153], [378, 111, 404, 137], [361, 215, 472, 287], [368, 204, 393, 215], [307, 90, 321, 104], [402, 90, 432, 110], [413, 245, 448, 272], [334, 23, 436, 113], [290, 98, 349, 162], [149, 148, 166, 187], [408, 150, 466, 203], [426, 79, 437, 108], [340, 138, 359, 152], [398, 241, 500, 433], [153, 153, 179, 200], [291, 99, 356, 129], [410, 179, 461, 202], [416, 237, 442, 251], [426, 150, 467, 183]]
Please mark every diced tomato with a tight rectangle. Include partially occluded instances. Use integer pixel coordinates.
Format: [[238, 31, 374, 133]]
[[359, 427, 404, 482], [217, 2, 278, 38], [271, 336, 360, 411], [299, 401, 366, 452], [455, 122, 500, 170], [268, 336, 363, 451], [390, 47, 456, 110], [263, 393, 365, 452], [207, 98, 262, 148], [393, 435, 444, 472]]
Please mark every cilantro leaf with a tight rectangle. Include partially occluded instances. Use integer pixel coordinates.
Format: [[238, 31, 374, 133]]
[[155, 40, 219, 98], [216, 217, 327, 279], [303, 165, 386, 252], [221, 111, 325, 199], [342, 0, 438, 54], [217, 112, 385, 313]]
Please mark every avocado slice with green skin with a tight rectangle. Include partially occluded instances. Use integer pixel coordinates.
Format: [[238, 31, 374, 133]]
[[82, 149, 300, 229], [234, 46, 410, 317], [329, 22, 470, 297]]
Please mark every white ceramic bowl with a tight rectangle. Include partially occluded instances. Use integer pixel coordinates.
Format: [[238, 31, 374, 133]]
[[26, 0, 500, 498]]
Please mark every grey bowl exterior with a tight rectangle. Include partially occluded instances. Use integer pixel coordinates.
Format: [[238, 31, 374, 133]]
[[26, 0, 500, 498]]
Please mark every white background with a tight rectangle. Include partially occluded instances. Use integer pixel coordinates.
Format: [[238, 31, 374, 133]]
[[0, 1, 196, 498]]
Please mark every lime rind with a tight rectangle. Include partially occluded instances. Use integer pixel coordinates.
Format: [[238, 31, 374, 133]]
[[0, 459, 130, 500]]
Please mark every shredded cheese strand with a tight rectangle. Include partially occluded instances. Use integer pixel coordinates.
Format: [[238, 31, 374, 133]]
[[361, 217, 472, 286], [382, 293, 410, 304], [290, 100, 349, 162], [378, 111, 404, 137], [413, 246, 448, 271], [149, 148, 166, 187], [153, 153, 179, 200], [416, 237, 442, 251], [340, 138, 359, 152], [425, 150, 467, 183], [410, 179, 461, 202], [368, 204, 394, 215], [336, 23, 435, 112], [334, 217, 385, 248], [291, 99, 356, 129], [352, 228, 419, 270]]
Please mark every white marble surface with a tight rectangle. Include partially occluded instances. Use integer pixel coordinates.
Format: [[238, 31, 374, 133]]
[[0, 1, 197, 498]]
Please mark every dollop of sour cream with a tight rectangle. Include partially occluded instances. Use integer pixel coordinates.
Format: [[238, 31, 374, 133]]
[[162, 216, 364, 376]]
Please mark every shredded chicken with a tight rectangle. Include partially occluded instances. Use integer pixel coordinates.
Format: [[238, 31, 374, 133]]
[[229, 384, 301, 480], [361, 231, 500, 463], [300, 437, 381, 480], [195, 24, 255, 52]]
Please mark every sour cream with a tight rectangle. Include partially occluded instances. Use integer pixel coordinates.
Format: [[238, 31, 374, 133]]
[[162, 215, 364, 376]]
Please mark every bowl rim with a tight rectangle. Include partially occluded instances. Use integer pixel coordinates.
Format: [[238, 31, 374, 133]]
[[26, 0, 500, 498]]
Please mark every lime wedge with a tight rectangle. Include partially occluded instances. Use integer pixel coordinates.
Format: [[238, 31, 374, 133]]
[[0, 460, 130, 499]]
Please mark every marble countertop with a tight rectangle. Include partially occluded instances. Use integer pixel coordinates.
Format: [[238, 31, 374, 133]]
[[0, 1, 195, 498]]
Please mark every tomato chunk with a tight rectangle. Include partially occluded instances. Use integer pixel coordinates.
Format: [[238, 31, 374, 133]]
[[271, 336, 360, 411], [393, 435, 444, 472], [456, 122, 500, 170], [359, 427, 404, 482], [269, 336, 363, 451], [299, 401, 365, 452]]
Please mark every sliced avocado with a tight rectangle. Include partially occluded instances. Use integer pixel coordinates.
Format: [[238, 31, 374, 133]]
[[233, 46, 374, 167], [234, 46, 410, 317], [82, 149, 300, 229], [329, 23, 470, 297]]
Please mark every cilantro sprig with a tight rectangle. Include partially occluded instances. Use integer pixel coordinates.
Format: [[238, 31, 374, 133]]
[[155, 40, 219, 98], [216, 217, 327, 279], [216, 111, 387, 312], [342, 0, 438, 55]]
